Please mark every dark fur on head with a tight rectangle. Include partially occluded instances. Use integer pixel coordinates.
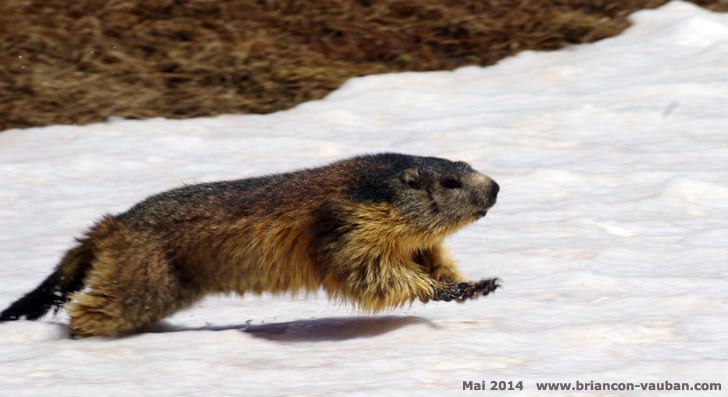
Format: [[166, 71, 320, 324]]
[[341, 153, 499, 234]]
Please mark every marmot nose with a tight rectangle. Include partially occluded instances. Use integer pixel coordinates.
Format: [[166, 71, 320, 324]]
[[486, 181, 499, 206], [491, 181, 500, 198]]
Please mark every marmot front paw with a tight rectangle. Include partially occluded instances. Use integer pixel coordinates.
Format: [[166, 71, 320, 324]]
[[434, 278, 500, 302]]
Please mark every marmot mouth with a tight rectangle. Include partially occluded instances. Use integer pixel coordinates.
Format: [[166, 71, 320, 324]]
[[476, 210, 488, 218]]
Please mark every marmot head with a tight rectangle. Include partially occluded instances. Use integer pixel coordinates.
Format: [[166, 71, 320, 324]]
[[343, 153, 499, 236]]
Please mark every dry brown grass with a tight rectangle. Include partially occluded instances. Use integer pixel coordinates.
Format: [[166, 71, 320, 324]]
[[1, 0, 726, 131]]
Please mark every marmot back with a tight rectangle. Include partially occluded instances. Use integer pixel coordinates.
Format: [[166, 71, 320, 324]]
[[1, 153, 501, 337]]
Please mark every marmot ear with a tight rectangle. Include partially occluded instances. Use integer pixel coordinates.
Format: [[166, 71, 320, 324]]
[[400, 168, 422, 189]]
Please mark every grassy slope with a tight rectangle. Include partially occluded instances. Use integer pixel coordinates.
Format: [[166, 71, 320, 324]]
[[1, 0, 726, 130]]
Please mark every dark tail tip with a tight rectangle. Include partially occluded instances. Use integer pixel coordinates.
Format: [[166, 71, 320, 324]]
[[2, 235, 97, 323], [0, 276, 65, 322]]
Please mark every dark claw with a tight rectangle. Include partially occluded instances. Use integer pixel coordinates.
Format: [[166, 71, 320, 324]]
[[473, 278, 500, 297], [433, 278, 500, 302]]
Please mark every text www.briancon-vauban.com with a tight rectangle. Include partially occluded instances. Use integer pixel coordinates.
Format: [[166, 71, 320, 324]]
[[462, 380, 722, 392]]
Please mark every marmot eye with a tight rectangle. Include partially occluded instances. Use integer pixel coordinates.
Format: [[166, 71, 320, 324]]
[[441, 179, 462, 189]]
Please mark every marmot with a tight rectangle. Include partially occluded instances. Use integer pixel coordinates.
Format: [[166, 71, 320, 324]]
[[0, 153, 500, 337]]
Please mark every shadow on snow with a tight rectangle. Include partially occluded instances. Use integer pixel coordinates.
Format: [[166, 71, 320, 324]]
[[149, 315, 435, 342]]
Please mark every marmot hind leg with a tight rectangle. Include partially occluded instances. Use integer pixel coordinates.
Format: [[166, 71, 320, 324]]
[[66, 241, 199, 337]]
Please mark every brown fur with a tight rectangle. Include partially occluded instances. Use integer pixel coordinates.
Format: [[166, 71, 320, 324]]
[[1, 153, 500, 337]]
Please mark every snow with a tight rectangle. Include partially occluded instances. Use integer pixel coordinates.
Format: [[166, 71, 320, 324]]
[[1, 1, 727, 396]]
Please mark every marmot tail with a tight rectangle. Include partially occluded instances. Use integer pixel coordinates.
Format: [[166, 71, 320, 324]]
[[0, 240, 93, 322]]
